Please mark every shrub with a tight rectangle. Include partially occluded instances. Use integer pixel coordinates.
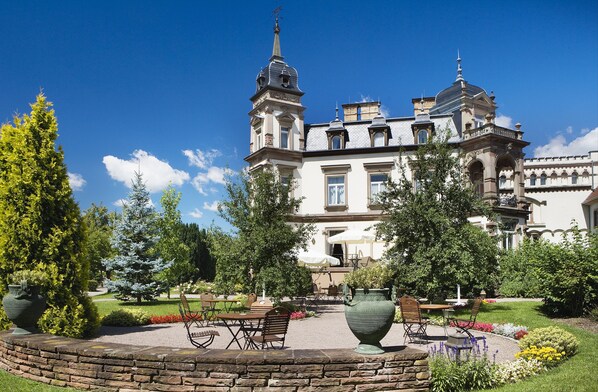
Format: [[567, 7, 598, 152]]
[[518, 326, 579, 357], [514, 329, 528, 340], [589, 307, 598, 322], [179, 280, 214, 294], [344, 263, 393, 289], [498, 239, 545, 298], [290, 311, 306, 320], [515, 346, 565, 367], [8, 270, 49, 286], [491, 358, 545, 385], [88, 279, 99, 292], [102, 309, 150, 326]]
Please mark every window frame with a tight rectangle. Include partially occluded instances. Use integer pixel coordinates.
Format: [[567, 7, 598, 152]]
[[280, 126, 290, 149], [417, 129, 428, 144], [321, 164, 351, 212]]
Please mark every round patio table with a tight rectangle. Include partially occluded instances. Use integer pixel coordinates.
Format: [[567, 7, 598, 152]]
[[419, 304, 454, 336], [216, 312, 267, 349]]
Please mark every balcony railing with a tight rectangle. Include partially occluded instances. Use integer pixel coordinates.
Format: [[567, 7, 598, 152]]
[[464, 124, 523, 140]]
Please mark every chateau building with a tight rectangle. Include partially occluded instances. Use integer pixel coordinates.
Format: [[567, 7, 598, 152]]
[[245, 21, 598, 268]]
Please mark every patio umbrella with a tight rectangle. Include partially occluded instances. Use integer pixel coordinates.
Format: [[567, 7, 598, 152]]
[[297, 250, 341, 268], [328, 229, 376, 267]]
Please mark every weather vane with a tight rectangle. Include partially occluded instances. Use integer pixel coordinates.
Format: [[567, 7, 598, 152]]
[[273, 6, 282, 21]]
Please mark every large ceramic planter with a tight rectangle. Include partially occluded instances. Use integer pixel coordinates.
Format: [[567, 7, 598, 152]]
[[344, 288, 395, 354], [2, 283, 46, 335]]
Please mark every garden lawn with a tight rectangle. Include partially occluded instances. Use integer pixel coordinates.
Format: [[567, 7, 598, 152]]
[[0, 369, 78, 391], [472, 301, 598, 392], [93, 297, 242, 317]]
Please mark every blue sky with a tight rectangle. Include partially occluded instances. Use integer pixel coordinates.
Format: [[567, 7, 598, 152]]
[[1, 0, 597, 226]]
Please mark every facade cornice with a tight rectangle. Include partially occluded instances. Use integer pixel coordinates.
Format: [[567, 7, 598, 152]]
[[244, 147, 303, 165], [288, 212, 385, 223]]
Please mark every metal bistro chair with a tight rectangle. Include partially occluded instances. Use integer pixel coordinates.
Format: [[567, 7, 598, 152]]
[[448, 297, 483, 339], [179, 293, 205, 328], [178, 303, 219, 348], [247, 307, 291, 350], [399, 295, 429, 344], [199, 292, 216, 325]]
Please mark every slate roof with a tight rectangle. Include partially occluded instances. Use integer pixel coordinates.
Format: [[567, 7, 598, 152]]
[[304, 115, 458, 151], [254, 60, 302, 98], [430, 80, 486, 115]]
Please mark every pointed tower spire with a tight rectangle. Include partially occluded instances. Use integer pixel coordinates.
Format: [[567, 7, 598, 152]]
[[270, 16, 283, 62], [456, 50, 464, 82]]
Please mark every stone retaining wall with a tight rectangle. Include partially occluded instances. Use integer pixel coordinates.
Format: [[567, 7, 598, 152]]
[[0, 331, 430, 391]]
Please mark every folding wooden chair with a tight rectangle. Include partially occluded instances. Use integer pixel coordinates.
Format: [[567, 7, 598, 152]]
[[200, 292, 216, 325], [399, 295, 429, 344], [247, 307, 291, 349], [178, 303, 219, 348], [449, 297, 483, 339], [179, 293, 205, 327]]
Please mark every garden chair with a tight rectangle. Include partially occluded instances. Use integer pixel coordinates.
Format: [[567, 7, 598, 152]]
[[178, 303, 219, 348], [239, 293, 257, 312], [399, 295, 429, 344], [199, 292, 217, 325], [246, 307, 291, 349], [448, 297, 483, 339], [179, 293, 205, 328], [327, 285, 339, 301]]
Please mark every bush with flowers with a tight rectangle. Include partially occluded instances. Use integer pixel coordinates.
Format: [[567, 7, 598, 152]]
[[515, 346, 565, 367], [492, 323, 528, 339], [150, 314, 184, 324], [491, 358, 545, 385], [518, 326, 578, 357], [178, 280, 214, 294]]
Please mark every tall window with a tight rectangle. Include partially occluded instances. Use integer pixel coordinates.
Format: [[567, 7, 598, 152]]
[[540, 173, 547, 185], [327, 176, 345, 206], [373, 132, 384, 147], [417, 129, 428, 144], [255, 128, 262, 150], [331, 135, 342, 150], [499, 175, 507, 189], [572, 172, 578, 185], [530, 174, 537, 186], [370, 173, 387, 204], [356, 106, 362, 121], [281, 127, 289, 149]]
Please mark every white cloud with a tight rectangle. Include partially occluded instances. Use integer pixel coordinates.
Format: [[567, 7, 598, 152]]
[[191, 167, 234, 195], [534, 127, 598, 158], [103, 150, 190, 193], [581, 128, 590, 135], [189, 208, 203, 219], [183, 149, 222, 169], [495, 114, 513, 128], [113, 199, 127, 208], [68, 172, 86, 191], [203, 201, 220, 212]]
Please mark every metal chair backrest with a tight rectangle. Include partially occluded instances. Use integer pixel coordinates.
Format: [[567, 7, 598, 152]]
[[246, 293, 257, 308], [260, 307, 291, 337], [399, 296, 424, 323], [328, 285, 338, 297], [178, 302, 193, 329], [469, 298, 483, 322], [200, 292, 214, 309], [180, 293, 192, 312]]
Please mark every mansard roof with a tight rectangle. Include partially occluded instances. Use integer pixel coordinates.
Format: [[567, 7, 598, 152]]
[[305, 115, 458, 151]]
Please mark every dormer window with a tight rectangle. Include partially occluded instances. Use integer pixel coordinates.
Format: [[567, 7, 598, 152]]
[[280, 68, 291, 88], [373, 132, 384, 147], [331, 135, 342, 150], [417, 129, 428, 144], [257, 75, 266, 89]]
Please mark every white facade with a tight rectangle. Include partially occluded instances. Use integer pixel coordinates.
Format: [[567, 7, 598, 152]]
[[246, 23, 598, 267]]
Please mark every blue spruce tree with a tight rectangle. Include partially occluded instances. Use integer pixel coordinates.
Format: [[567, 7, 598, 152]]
[[103, 172, 171, 303]]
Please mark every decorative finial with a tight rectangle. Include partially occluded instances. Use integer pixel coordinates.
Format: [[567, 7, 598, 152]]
[[270, 7, 283, 61], [420, 94, 425, 113], [456, 50, 464, 82], [335, 103, 339, 120]]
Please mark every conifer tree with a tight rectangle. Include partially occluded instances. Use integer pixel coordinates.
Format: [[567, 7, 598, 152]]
[[103, 172, 171, 303], [0, 94, 99, 337]]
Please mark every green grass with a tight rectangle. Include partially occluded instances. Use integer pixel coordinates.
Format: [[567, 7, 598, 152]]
[[92, 296, 241, 317], [473, 301, 598, 392], [0, 369, 78, 391]]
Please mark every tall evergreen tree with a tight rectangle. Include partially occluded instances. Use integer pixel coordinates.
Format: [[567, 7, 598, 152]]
[[103, 172, 171, 303], [0, 94, 99, 337], [180, 223, 216, 281]]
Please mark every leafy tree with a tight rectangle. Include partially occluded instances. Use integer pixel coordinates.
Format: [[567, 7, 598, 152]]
[[82, 203, 117, 283], [531, 223, 598, 316], [156, 185, 192, 298], [103, 172, 171, 303], [0, 94, 99, 337], [498, 238, 546, 298], [210, 168, 315, 300], [375, 132, 497, 301], [180, 223, 216, 281]]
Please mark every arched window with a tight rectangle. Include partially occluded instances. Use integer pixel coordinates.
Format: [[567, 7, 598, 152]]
[[331, 135, 342, 150], [356, 106, 362, 121], [572, 171, 578, 185], [417, 129, 428, 144], [499, 175, 507, 189], [530, 173, 537, 186], [373, 132, 384, 147], [540, 173, 547, 185]]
